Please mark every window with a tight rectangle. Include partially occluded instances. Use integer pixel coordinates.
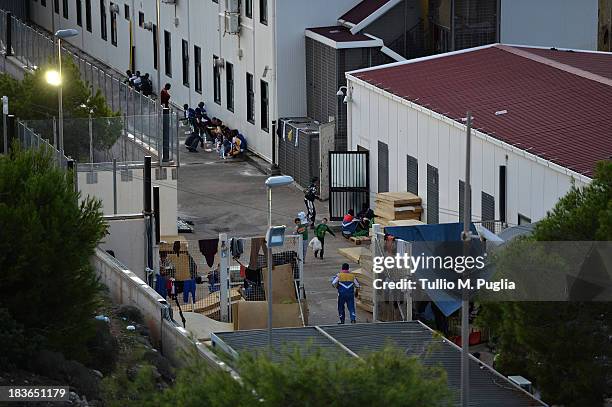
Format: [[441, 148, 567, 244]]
[[260, 80, 269, 132], [245, 0, 252, 18], [76, 0, 82, 26], [54, 0, 59, 14], [110, 3, 117, 46], [378, 141, 389, 193], [164, 30, 172, 77], [518, 214, 531, 225], [481, 192, 495, 231], [41, 0, 47, 7], [181, 40, 189, 86], [138, 11, 144, 27], [406, 154, 418, 195], [124, 4, 129, 19], [499, 165, 507, 223], [194, 45, 202, 93], [62, 0, 69, 18], [100, 0, 107, 41], [246, 73, 255, 124], [259, 0, 267, 24], [85, 0, 91, 32], [152, 24, 158, 69], [213, 56, 221, 105], [427, 164, 439, 224], [226, 62, 234, 112]]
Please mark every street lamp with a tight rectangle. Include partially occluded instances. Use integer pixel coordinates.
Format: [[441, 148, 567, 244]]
[[48, 28, 79, 155], [264, 175, 294, 349]]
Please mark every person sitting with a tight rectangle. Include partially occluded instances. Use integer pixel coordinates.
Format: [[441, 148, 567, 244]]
[[140, 73, 153, 96], [357, 202, 374, 221], [125, 69, 133, 85], [342, 209, 359, 238], [133, 70, 142, 90], [229, 129, 246, 158]]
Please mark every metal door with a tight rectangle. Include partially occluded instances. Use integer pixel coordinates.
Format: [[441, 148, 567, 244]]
[[329, 151, 369, 221]]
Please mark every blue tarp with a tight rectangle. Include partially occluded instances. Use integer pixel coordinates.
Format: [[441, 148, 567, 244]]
[[384, 223, 481, 317]]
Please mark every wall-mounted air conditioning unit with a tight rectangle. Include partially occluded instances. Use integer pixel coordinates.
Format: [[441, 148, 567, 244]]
[[225, 13, 240, 35], [226, 0, 240, 13]]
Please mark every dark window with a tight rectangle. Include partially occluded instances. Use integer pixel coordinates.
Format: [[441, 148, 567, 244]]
[[406, 154, 418, 195], [164, 30, 172, 77], [427, 164, 439, 224], [152, 24, 158, 69], [54, 0, 59, 14], [260, 80, 269, 132], [245, 0, 252, 18], [110, 3, 117, 46], [259, 0, 267, 24], [124, 4, 129, 19], [481, 192, 495, 231], [76, 0, 82, 26], [499, 165, 506, 223], [62, 0, 68, 18], [226, 62, 234, 112], [459, 180, 471, 223], [378, 141, 389, 193], [181, 40, 189, 86], [246, 73, 255, 124], [213, 56, 222, 104], [85, 0, 91, 32], [138, 11, 144, 27], [194, 45, 202, 93], [518, 214, 531, 225], [212, 0, 218, 3], [42, 0, 47, 7], [100, 0, 107, 41]]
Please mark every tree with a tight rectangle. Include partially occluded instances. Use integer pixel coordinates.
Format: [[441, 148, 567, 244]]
[[478, 160, 612, 406], [151, 346, 452, 407], [0, 147, 107, 363], [0, 56, 121, 161]]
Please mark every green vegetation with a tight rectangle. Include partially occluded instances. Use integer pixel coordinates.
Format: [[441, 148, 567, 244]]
[[0, 57, 121, 160], [144, 346, 452, 407], [478, 160, 612, 406], [0, 147, 107, 364]]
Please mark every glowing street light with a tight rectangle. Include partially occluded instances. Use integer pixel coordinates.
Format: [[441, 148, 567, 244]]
[[45, 69, 62, 87]]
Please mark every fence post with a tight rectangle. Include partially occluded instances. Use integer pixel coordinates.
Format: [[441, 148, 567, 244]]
[[88, 114, 93, 163], [112, 158, 118, 215], [371, 223, 382, 322], [6, 114, 15, 152], [162, 107, 169, 162], [5, 13, 11, 57], [219, 233, 230, 322]]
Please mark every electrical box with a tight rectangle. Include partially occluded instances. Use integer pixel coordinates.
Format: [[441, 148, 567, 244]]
[[226, 13, 240, 35]]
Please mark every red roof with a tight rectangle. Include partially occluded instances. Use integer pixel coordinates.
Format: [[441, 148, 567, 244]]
[[350, 45, 612, 177], [515, 47, 612, 80], [340, 0, 393, 25], [306, 26, 373, 43]]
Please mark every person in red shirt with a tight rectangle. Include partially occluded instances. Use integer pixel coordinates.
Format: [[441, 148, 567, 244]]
[[160, 83, 171, 108]]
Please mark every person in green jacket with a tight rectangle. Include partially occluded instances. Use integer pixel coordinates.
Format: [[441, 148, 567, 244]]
[[295, 218, 309, 263], [314, 218, 335, 259]]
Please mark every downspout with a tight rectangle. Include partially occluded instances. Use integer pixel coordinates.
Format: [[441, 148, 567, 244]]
[[186, 0, 192, 106], [271, 0, 278, 164], [346, 80, 352, 151]]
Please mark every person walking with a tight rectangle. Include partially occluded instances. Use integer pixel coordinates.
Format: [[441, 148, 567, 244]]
[[295, 217, 308, 263], [314, 217, 335, 259], [304, 179, 318, 229], [332, 263, 359, 324], [160, 83, 171, 108]]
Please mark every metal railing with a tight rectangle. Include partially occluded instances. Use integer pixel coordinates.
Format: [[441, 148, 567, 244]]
[[16, 119, 70, 168]]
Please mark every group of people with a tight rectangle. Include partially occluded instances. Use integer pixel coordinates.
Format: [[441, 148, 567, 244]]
[[341, 203, 374, 238], [125, 70, 154, 97], [182, 103, 247, 159]]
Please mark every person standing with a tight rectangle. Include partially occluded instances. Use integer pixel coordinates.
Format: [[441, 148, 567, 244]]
[[304, 180, 318, 229], [160, 83, 171, 108], [332, 263, 359, 324], [314, 217, 335, 259], [295, 217, 308, 263]]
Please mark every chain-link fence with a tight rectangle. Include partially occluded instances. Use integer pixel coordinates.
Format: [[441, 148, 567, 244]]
[[155, 236, 305, 325]]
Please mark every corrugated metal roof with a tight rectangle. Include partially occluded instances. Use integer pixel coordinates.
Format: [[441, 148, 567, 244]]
[[515, 47, 612, 80], [349, 44, 612, 178], [307, 26, 373, 43], [212, 321, 547, 406], [339, 0, 393, 25]]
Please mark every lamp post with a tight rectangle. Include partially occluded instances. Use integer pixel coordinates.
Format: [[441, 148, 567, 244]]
[[264, 175, 294, 349], [47, 29, 79, 155]]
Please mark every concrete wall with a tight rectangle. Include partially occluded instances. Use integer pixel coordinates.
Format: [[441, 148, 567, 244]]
[[98, 215, 147, 280], [27, 0, 359, 161], [501, 0, 599, 50], [92, 248, 233, 369], [346, 76, 590, 225], [77, 166, 178, 236]]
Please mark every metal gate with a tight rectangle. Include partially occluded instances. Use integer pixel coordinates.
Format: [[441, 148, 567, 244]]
[[329, 151, 369, 221]]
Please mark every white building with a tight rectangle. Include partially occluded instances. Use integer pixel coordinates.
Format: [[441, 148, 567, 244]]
[[346, 44, 612, 225], [28, 0, 360, 161]]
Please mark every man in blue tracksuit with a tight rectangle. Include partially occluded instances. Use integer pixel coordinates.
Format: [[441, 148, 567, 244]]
[[332, 263, 360, 324]]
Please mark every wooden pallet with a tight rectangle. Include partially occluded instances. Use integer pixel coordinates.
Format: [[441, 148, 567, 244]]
[[349, 236, 371, 245]]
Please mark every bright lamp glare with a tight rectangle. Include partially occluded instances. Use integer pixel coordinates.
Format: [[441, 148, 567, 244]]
[[45, 70, 61, 87]]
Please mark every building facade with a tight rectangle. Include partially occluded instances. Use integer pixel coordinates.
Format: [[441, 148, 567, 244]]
[[28, 0, 359, 161]]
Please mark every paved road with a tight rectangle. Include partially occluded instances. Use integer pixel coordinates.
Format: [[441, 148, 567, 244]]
[[176, 141, 370, 325]]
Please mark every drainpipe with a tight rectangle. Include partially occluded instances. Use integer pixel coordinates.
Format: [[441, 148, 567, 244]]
[[271, 0, 278, 165]]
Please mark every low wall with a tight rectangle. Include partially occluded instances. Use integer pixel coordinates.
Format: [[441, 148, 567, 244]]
[[92, 248, 234, 371]]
